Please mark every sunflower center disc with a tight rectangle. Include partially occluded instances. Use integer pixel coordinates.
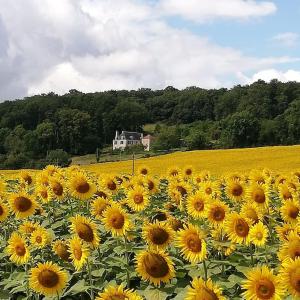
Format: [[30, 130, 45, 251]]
[[144, 253, 169, 278], [76, 181, 90, 194], [56, 244, 70, 261], [288, 206, 299, 219], [148, 181, 154, 190], [212, 207, 225, 221], [141, 168, 148, 175], [77, 223, 94, 242], [194, 200, 204, 211], [23, 175, 32, 185], [290, 269, 300, 292], [14, 196, 32, 212], [154, 212, 167, 222], [150, 228, 169, 245], [41, 190, 48, 199], [36, 236, 42, 244], [74, 248, 82, 260], [52, 182, 63, 196], [186, 233, 202, 252], [111, 213, 125, 229], [38, 269, 59, 288], [15, 244, 26, 256], [134, 194, 144, 204], [255, 278, 275, 299], [200, 287, 219, 300], [177, 186, 187, 197], [232, 184, 243, 196], [107, 181, 117, 191], [205, 187, 212, 195], [110, 294, 126, 300], [284, 191, 292, 200], [171, 170, 178, 176], [0, 205, 3, 215], [96, 191, 107, 199], [185, 169, 192, 175], [253, 189, 265, 203], [256, 232, 263, 240], [235, 219, 249, 237]]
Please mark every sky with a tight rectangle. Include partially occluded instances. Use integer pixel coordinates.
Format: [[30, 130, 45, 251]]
[[0, 0, 299, 100]]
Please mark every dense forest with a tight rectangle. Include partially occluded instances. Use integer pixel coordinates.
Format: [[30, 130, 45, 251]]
[[0, 79, 300, 169]]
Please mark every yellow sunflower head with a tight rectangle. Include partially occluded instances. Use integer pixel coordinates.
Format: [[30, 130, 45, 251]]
[[35, 186, 51, 203], [0, 199, 9, 222], [280, 258, 300, 298], [249, 221, 269, 247], [280, 199, 300, 224], [49, 176, 66, 200], [240, 202, 263, 224], [207, 200, 229, 228], [6, 232, 30, 265], [246, 183, 269, 208], [9, 192, 37, 219], [143, 176, 159, 194], [225, 213, 252, 245], [185, 277, 226, 300], [19, 170, 34, 186], [102, 204, 131, 237], [29, 261, 68, 296], [166, 166, 182, 178], [136, 249, 175, 286], [91, 197, 110, 220], [53, 240, 71, 262], [278, 231, 300, 261], [142, 220, 174, 250], [186, 191, 208, 220], [249, 169, 266, 185], [183, 165, 194, 178], [30, 227, 50, 249], [242, 265, 284, 300], [278, 183, 295, 202], [200, 180, 220, 199], [100, 176, 119, 194], [176, 223, 207, 264], [19, 221, 40, 235], [127, 185, 149, 212], [68, 236, 89, 271], [276, 223, 298, 242], [137, 165, 150, 176], [225, 178, 246, 202], [68, 171, 96, 201], [211, 228, 236, 257], [96, 284, 143, 300], [69, 215, 100, 247]]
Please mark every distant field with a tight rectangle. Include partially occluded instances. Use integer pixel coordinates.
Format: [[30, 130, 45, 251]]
[[83, 145, 300, 175]]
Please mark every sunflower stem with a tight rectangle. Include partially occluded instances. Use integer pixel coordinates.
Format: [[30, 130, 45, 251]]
[[250, 245, 254, 266], [24, 264, 30, 299], [203, 260, 208, 281], [87, 259, 94, 299], [124, 235, 131, 288]]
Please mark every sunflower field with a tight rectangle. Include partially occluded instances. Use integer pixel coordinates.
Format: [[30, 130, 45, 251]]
[[0, 165, 300, 300]]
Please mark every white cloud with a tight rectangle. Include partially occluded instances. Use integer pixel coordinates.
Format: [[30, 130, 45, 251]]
[[0, 0, 296, 100], [159, 0, 277, 22], [272, 32, 299, 47], [242, 69, 300, 83]]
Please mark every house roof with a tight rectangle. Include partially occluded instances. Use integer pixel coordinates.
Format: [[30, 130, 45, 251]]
[[142, 134, 153, 139], [120, 131, 142, 140]]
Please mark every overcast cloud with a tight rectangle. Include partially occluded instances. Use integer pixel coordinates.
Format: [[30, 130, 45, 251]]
[[0, 0, 298, 100]]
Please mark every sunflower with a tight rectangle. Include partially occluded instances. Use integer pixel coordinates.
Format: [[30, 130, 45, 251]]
[[36, 186, 51, 203], [30, 227, 50, 249], [142, 221, 174, 250], [19, 221, 40, 235], [6, 232, 30, 265], [183, 165, 194, 178], [241, 202, 263, 224], [100, 176, 119, 194], [0, 199, 9, 222], [280, 258, 300, 298], [246, 183, 269, 208], [69, 171, 96, 201], [200, 180, 220, 199], [53, 240, 71, 262], [0, 180, 6, 194], [211, 228, 236, 256], [68, 236, 89, 271], [276, 223, 297, 242], [102, 204, 131, 237], [136, 249, 175, 286], [278, 231, 300, 261], [9, 192, 37, 219], [185, 277, 226, 300], [166, 166, 181, 178], [69, 215, 100, 247], [225, 178, 246, 202], [137, 165, 150, 176], [19, 170, 34, 186], [280, 199, 300, 224], [91, 197, 110, 220], [242, 265, 284, 300], [143, 176, 159, 194], [225, 213, 251, 245], [127, 185, 149, 212], [96, 284, 143, 300], [207, 200, 229, 228], [44, 165, 61, 177], [186, 191, 208, 220], [95, 189, 109, 199], [29, 261, 68, 296], [278, 183, 295, 201], [249, 170, 266, 185], [168, 179, 191, 202], [176, 224, 207, 263], [49, 176, 66, 201], [249, 222, 268, 247]]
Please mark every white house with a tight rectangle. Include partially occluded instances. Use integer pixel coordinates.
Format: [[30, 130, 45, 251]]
[[113, 130, 152, 151]]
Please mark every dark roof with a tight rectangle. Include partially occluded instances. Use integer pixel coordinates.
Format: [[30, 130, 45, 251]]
[[120, 131, 142, 140]]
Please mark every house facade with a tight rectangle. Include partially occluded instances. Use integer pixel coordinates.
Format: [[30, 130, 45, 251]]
[[113, 131, 152, 151]]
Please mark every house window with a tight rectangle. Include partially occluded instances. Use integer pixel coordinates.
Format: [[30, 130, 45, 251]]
[[120, 141, 124, 144], [114, 141, 117, 145]]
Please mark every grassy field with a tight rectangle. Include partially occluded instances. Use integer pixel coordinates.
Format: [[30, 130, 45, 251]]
[[83, 145, 300, 175]]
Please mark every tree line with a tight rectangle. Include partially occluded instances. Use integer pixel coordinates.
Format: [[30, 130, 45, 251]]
[[0, 79, 300, 169]]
